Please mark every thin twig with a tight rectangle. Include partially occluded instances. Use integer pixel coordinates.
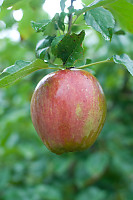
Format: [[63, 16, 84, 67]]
[[68, 0, 75, 34], [77, 59, 114, 69]]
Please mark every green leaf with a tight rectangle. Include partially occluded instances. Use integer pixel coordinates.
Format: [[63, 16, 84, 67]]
[[106, 0, 133, 33], [75, 0, 117, 16], [2, 0, 45, 9], [113, 54, 133, 76], [58, 12, 66, 32], [76, 187, 107, 200], [51, 31, 85, 66], [0, 8, 15, 28], [18, 6, 35, 40], [60, 0, 67, 12], [36, 36, 55, 60], [0, 59, 48, 88], [82, 0, 95, 6], [126, 0, 133, 4], [32, 13, 66, 34], [29, 0, 45, 9], [36, 185, 62, 200], [2, 0, 22, 8], [86, 59, 92, 64], [86, 152, 109, 176], [51, 35, 65, 55], [114, 30, 125, 35], [31, 20, 56, 36], [31, 14, 59, 36], [74, 59, 86, 68], [31, 20, 49, 32], [75, 151, 109, 188], [87, 0, 117, 7], [85, 7, 115, 40]]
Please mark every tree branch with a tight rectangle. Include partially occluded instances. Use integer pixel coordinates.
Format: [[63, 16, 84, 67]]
[[77, 59, 114, 69], [68, 0, 75, 34]]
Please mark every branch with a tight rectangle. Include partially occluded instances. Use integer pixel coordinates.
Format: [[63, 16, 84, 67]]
[[77, 59, 114, 69], [68, 0, 75, 34]]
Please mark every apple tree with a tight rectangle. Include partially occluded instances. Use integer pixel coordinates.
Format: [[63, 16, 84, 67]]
[[0, 0, 133, 199]]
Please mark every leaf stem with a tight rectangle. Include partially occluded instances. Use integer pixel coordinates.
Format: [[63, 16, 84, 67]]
[[47, 63, 64, 70], [47, 67, 62, 70], [55, 21, 62, 36], [72, 15, 78, 25], [77, 59, 113, 69]]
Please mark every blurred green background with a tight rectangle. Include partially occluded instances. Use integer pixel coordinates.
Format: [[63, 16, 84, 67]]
[[0, 0, 133, 199]]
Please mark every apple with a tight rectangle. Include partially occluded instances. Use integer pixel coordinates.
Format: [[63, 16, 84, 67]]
[[31, 69, 106, 154]]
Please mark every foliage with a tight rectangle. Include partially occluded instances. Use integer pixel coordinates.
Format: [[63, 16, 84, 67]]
[[0, 0, 133, 87], [0, 0, 133, 199]]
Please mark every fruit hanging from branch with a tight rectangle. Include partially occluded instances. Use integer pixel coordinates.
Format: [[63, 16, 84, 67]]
[[0, 0, 133, 155], [31, 69, 106, 154]]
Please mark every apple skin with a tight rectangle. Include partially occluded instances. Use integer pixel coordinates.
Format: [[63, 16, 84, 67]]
[[31, 69, 106, 154]]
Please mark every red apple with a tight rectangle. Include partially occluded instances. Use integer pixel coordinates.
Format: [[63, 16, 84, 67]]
[[31, 69, 106, 154]]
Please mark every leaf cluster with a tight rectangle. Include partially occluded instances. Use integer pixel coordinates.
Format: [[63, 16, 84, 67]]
[[0, 0, 133, 87]]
